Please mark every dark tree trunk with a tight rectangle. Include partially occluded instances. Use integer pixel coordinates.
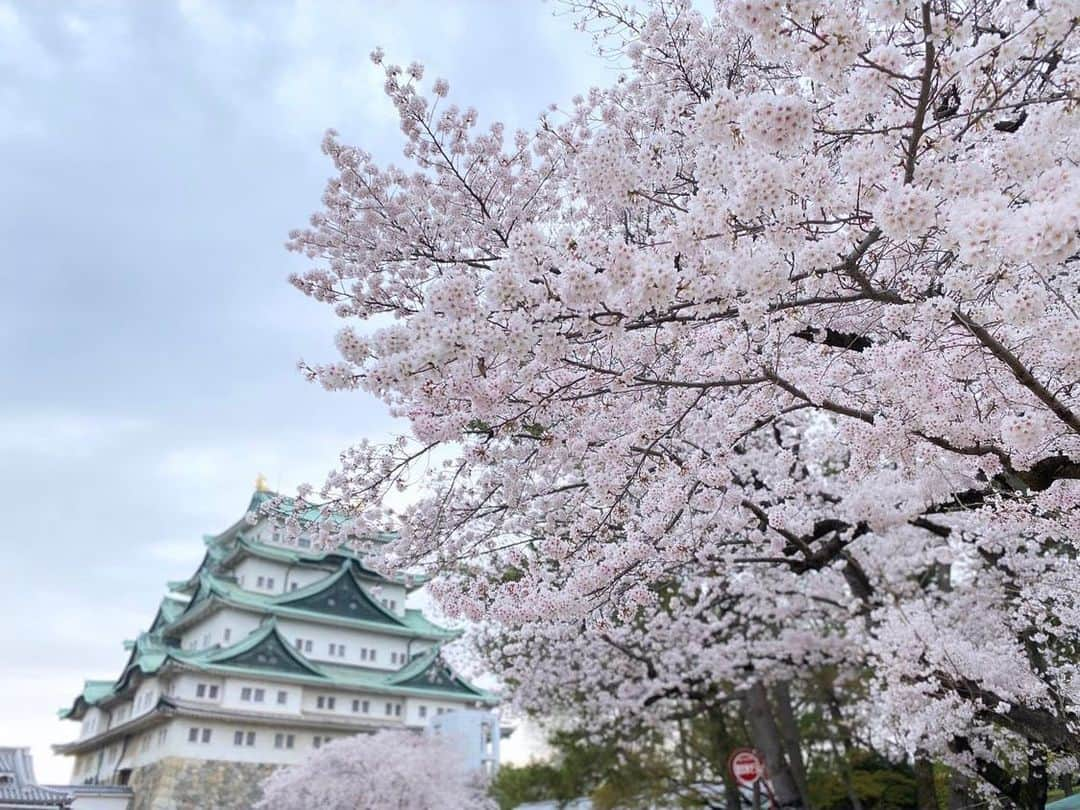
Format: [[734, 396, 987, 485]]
[[913, 755, 938, 810], [947, 772, 972, 810], [742, 681, 806, 809], [771, 681, 812, 808], [1016, 747, 1048, 810], [821, 685, 863, 810], [707, 707, 745, 810]]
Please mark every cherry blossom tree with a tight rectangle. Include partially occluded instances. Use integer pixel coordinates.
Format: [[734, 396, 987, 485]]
[[282, 1, 1079, 806], [256, 731, 494, 810]]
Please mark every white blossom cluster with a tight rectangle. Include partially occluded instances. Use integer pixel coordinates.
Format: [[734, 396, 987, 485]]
[[282, 0, 1080, 802]]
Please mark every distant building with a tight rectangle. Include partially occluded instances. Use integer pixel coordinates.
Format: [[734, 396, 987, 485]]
[[54, 488, 499, 810], [0, 748, 73, 810], [428, 707, 500, 776]]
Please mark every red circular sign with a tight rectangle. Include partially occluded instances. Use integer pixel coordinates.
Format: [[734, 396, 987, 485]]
[[728, 748, 765, 786]]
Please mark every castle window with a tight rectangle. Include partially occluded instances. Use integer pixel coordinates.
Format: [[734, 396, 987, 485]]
[[254, 688, 265, 703], [351, 699, 359, 713], [360, 649, 368, 661], [208, 685, 219, 699], [196, 684, 206, 698], [419, 705, 427, 719], [246, 731, 255, 746], [188, 726, 211, 743], [370, 649, 377, 663], [362, 700, 370, 713], [266, 577, 275, 589], [223, 628, 231, 642], [290, 582, 298, 591], [274, 733, 295, 749], [241, 687, 252, 701], [277, 690, 287, 705], [385, 702, 392, 716], [233, 731, 244, 746]]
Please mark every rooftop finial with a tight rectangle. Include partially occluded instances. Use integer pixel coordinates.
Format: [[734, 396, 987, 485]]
[[255, 473, 270, 492]]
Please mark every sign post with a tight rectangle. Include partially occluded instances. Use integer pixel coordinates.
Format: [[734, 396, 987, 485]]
[[728, 748, 773, 809], [728, 748, 766, 787]]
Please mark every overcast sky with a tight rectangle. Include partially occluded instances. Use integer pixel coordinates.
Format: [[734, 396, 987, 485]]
[[0, 0, 606, 782]]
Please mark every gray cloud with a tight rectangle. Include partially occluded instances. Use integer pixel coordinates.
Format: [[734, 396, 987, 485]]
[[0, 0, 605, 781]]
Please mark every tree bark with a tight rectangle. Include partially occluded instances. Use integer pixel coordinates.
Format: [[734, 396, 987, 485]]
[[742, 681, 806, 809], [947, 771, 972, 809], [771, 681, 812, 808], [706, 706, 744, 810], [1016, 747, 1048, 810], [913, 755, 938, 810]]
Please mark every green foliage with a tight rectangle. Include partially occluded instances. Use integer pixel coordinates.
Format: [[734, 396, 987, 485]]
[[807, 751, 919, 810], [488, 729, 685, 810], [489, 760, 568, 809]]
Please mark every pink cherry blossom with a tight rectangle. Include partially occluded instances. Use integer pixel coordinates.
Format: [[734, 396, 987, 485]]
[[283, 1, 1080, 804]]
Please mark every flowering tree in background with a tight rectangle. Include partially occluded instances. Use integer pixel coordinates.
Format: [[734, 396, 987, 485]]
[[256, 731, 494, 810], [284, 0, 1079, 806]]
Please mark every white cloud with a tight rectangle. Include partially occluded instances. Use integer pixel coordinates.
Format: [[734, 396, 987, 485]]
[[0, 412, 150, 457], [0, 2, 56, 76]]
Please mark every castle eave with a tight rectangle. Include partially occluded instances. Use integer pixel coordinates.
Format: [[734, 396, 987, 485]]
[[165, 698, 411, 733], [53, 704, 171, 755]]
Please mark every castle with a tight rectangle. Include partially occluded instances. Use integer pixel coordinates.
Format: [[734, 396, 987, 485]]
[[54, 488, 498, 809]]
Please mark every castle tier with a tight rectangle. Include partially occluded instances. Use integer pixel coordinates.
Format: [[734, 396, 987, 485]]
[[54, 489, 497, 807]]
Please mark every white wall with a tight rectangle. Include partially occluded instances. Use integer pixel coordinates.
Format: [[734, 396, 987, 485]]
[[275, 618, 415, 669], [172, 673, 225, 704], [69, 794, 131, 810], [156, 717, 339, 765], [228, 556, 407, 615], [179, 608, 260, 651], [131, 678, 160, 720], [403, 697, 463, 727], [80, 708, 106, 740]]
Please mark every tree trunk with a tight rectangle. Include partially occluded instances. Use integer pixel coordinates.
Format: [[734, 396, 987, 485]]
[[771, 681, 812, 808], [913, 755, 938, 810], [742, 681, 806, 809], [947, 772, 972, 809], [1016, 747, 1048, 810], [706, 706, 745, 810]]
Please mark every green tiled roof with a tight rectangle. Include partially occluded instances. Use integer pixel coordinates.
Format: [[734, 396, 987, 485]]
[[60, 620, 496, 719], [173, 569, 457, 641], [169, 529, 424, 595], [58, 490, 494, 722]]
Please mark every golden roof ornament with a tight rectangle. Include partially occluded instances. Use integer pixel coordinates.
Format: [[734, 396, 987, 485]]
[[255, 473, 270, 492]]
